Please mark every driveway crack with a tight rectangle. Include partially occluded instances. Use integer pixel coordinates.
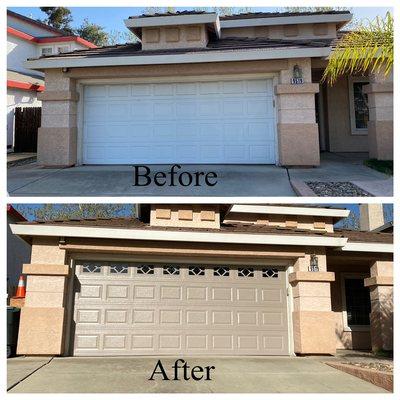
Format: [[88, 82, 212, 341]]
[[7, 357, 54, 391]]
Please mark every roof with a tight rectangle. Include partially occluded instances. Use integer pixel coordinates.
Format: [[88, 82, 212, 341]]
[[17, 217, 392, 244], [7, 205, 26, 222], [220, 10, 351, 20], [130, 10, 213, 19], [371, 222, 393, 233], [7, 9, 67, 36], [7, 70, 44, 86], [129, 10, 351, 20], [31, 36, 332, 61]]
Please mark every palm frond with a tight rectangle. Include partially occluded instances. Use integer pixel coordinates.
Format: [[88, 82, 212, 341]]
[[322, 12, 393, 84]]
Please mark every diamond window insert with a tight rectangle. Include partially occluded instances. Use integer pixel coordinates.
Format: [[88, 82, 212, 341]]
[[163, 265, 180, 275], [82, 263, 102, 273], [188, 266, 205, 276], [110, 264, 129, 274], [214, 266, 230, 277], [137, 264, 155, 275], [238, 267, 254, 277], [262, 268, 279, 278]]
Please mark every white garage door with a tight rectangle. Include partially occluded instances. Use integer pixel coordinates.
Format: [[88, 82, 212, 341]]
[[82, 79, 276, 164], [73, 261, 289, 356]]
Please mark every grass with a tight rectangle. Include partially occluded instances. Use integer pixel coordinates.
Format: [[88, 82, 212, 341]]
[[364, 159, 393, 175]]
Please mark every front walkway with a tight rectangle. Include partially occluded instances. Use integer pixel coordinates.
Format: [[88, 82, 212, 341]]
[[8, 356, 386, 393], [7, 153, 392, 197]]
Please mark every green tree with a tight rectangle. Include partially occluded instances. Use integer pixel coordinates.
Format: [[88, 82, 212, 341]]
[[76, 18, 109, 46], [283, 7, 350, 13], [322, 12, 393, 85], [108, 29, 138, 45], [15, 204, 136, 221], [40, 7, 73, 33]]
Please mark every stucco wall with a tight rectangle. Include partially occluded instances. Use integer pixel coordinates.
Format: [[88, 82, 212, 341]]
[[326, 76, 369, 153], [221, 23, 337, 40], [224, 213, 334, 232], [142, 24, 208, 50]]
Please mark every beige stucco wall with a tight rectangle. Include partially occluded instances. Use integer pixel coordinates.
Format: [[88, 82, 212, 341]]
[[150, 204, 220, 229], [326, 76, 369, 153], [224, 212, 334, 232], [142, 24, 208, 50], [221, 23, 337, 40]]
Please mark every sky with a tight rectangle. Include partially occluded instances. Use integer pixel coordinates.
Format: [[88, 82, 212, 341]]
[[8, 7, 392, 36]]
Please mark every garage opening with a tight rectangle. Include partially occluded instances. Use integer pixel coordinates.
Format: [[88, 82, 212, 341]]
[[82, 78, 276, 165], [72, 262, 289, 356]]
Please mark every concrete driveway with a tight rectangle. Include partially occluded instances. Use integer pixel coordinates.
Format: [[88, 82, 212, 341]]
[[8, 356, 386, 393], [7, 153, 391, 197]]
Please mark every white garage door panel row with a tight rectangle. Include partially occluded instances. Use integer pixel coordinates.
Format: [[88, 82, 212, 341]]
[[82, 79, 276, 164], [73, 262, 289, 356]]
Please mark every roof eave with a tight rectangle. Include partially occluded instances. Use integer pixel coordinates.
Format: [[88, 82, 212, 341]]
[[24, 46, 331, 71], [10, 223, 348, 248]]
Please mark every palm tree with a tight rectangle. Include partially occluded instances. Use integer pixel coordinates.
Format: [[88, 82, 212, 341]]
[[322, 12, 393, 85]]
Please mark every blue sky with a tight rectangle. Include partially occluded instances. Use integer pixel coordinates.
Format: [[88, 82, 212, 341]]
[[9, 7, 392, 35]]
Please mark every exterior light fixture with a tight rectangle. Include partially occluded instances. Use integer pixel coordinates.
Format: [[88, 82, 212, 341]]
[[61, 67, 69, 73], [291, 64, 304, 84], [309, 254, 319, 272]]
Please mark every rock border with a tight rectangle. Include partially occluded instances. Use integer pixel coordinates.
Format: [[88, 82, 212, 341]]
[[325, 362, 393, 392]]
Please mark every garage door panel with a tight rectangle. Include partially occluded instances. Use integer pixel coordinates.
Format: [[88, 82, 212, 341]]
[[82, 79, 276, 164], [73, 262, 289, 356]]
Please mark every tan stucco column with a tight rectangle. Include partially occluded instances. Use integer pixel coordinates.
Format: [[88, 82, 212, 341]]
[[275, 58, 320, 166], [289, 250, 336, 354], [17, 238, 70, 355], [364, 70, 393, 160], [364, 261, 393, 352], [37, 69, 78, 167]]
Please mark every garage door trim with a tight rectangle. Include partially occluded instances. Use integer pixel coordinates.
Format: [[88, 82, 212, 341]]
[[76, 73, 279, 165]]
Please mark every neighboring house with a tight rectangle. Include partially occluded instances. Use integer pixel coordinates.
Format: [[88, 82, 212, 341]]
[[7, 205, 31, 300], [24, 10, 393, 167], [10, 204, 393, 356], [7, 10, 96, 152]]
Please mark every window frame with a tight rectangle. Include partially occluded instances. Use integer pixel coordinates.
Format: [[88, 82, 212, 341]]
[[40, 46, 53, 56], [348, 76, 370, 135], [341, 273, 371, 332], [57, 45, 70, 54]]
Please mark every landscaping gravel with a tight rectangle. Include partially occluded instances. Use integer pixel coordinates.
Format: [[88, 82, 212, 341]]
[[306, 181, 372, 197], [344, 362, 393, 373]]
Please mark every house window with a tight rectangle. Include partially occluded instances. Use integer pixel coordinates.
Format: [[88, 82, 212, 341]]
[[57, 45, 70, 54], [348, 76, 369, 135], [41, 47, 53, 56], [344, 277, 371, 328]]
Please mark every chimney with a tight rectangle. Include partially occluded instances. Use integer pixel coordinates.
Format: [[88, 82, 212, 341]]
[[359, 204, 385, 231]]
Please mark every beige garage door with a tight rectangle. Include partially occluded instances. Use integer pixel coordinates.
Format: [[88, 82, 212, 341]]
[[72, 261, 289, 356]]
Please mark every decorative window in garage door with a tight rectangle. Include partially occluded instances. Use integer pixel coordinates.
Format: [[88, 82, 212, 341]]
[[262, 268, 279, 278], [214, 266, 230, 277], [137, 265, 154, 275], [82, 263, 102, 273], [163, 265, 180, 275], [238, 267, 254, 277], [110, 264, 129, 274], [188, 266, 205, 276]]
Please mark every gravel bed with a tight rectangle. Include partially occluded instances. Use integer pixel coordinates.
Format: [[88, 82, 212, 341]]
[[343, 362, 393, 373], [306, 181, 372, 197]]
